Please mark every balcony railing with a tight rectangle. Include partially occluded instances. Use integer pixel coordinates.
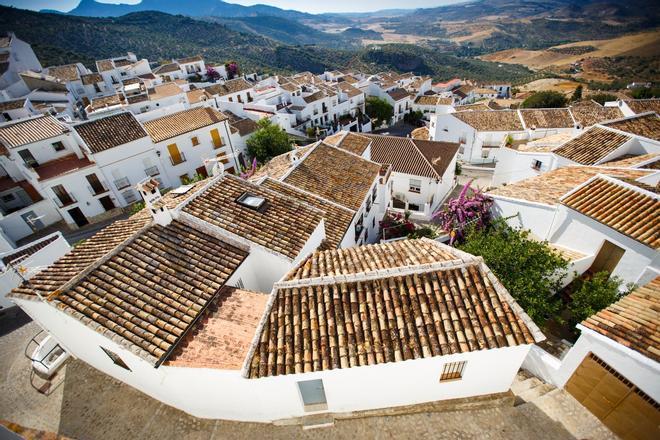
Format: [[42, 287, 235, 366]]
[[114, 177, 131, 190], [144, 165, 160, 176], [169, 152, 187, 166], [87, 182, 109, 196], [52, 192, 77, 208]]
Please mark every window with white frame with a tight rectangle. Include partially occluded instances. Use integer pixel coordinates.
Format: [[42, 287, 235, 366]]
[[409, 179, 422, 194], [531, 160, 542, 171]]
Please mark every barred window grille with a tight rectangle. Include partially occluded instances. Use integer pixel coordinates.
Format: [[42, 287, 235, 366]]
[[440, 361, 467, 382]]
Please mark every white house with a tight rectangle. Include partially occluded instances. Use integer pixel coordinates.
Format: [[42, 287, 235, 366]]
[[96, 52, 152, 86], [0, 97, 35, 122], [323, 131, 460, 221], [0, 32, 42, 97], [612, 98, 660, 117], [8, 206, 543, 422], [492, 113, 660, 186], [490, 166, 660, 286], [384, 88, 413, 124], [0, 231, 70, 311], [176, 55, 205, 79], [522, 278, 659, 440], [143, 106, 240, 184], [412, 95, 454, 119]]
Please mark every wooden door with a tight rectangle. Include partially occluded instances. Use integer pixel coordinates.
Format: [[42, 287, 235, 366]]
[[210, 128, 223, 149], [167, 143, 182, 165], [589, 240, 625, 274], [566, 353, 660, 440]]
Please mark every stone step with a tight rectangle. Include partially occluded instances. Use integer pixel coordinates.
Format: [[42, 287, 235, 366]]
[[515, 383, 557, 404], [301, 413, 335, 430], [511, 376, 543, 395]]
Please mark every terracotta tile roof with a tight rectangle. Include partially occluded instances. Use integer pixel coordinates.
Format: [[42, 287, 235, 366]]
[[81, 73, 103, 85], [247, 239, 541, 378], [519, 109, 574, 129], [561, 176, 659, 248], [302, 90, 325, 104], [88, 93, 125, 111], [153, 62, 180, 74], [260, 178, 355, 250], [361, 134, 459, 179], [1, 234, 60, 266], [454, 102, 491, 111], [582, 277, 660, 361], [286, 238, 457, 280], [177, 55, 203, 64], [0, 115, 69, 148], [10, 218, 148, 299], [165, 287, 268, 370], [35, 154, 95, 181], [283, 143, 381, 210], [338, 82, 362, 98], [47, 64, 80, 82], [472, 87, 498, 95], [96, 59, 114, 72], [183, 175, 324, 259], [0, 98, 26, 111], [624, 99, 660, 115], [387, 88, 412, 101], [603, 113, 660, 141], [453, 110, 523, 131], [143, 107, 227, 143], [148, 82, 183, 101], [186, 88, 211, 103], [569, 101, 623, 126], [52, 220, 248, 365], [251, 146, 313, 181], [602, 153, 660, 169], [75, 112, 147, 154], [489, 166, 653, 206], [411, 126, 430, 140], [206, 78, 253, 97], [553, 126, 631, 165], [324, 132, 371, 156], [415, 95, 453, 106]]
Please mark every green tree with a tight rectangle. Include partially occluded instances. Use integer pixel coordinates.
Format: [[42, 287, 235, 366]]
[[458, 220, 568, 325], [404, 110, 424, 126], [570, 85, 583, 102], [568, 272, 625, 331], [521, 91, 567, 108], [631, 87, 660, 99], [589, 93, 618, 105], [365, 96, 394, 127], [246, 119, 293, 163]]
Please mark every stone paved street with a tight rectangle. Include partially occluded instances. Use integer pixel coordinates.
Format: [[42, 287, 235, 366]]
[[1, 310, 616, 440]]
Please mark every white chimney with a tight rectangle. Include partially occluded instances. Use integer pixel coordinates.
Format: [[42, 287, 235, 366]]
[[289, 150, 299, 164], [204, 157, 225, 177], [136, 177, 172, 226]]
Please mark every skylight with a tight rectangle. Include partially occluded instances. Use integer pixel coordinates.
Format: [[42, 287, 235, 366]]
[[236, 192, 266, 211]]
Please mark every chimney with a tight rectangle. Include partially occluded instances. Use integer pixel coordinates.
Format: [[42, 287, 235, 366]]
[[289, 150, 299, 164], [137, 177, 172, 226], [204, 157, 225, 177]]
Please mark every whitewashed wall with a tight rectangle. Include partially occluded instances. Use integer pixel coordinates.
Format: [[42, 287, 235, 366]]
[[0, 199, 62, 241]]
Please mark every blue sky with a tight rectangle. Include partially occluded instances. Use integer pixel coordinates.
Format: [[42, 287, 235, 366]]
[[0, 0, 466, 14]]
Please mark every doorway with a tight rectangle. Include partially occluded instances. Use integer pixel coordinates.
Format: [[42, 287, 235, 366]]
[[67, 207, 89, 228], [99, 196, 115, 212], [589, 240, 625, 274]]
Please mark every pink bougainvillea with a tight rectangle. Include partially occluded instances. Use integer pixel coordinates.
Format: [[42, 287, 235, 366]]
[[240, 157, 257, 179], [433, 180, 493, 245]]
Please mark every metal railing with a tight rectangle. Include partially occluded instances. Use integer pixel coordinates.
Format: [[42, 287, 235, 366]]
[[52, 192, 77, 208], [114, 177, 131, 190], [144, 165, 160, 176]]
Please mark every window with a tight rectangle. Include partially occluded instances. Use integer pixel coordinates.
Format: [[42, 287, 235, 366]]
[[18, 149, 38, 168], [1, 193, 15, 202], [440, 361, 467, 382], [235, 278, 245, 289], [191, 136, 200, 147], [531, 160, 542, 171], [100, 346, 131, 371], [298, 379, 327, 412], [210, 128, 224, 149], [409, 179, 422, 194], [236, 192, 266, 211], [408, 203, 420, 212], [52, 141, 65, 152]]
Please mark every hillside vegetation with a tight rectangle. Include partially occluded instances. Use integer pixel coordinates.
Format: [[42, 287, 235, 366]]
[[0, 6, 533, 82]]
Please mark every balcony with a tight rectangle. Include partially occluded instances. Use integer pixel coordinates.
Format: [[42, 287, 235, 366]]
[[144, 165, 160, 176], [169, 152, 187, 166], [52, 192, 77, 208], [87, 182, 109, 196], [114, 177, 131, 190]]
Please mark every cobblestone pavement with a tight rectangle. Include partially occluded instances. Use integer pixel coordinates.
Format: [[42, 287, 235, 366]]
[[1, 311, 616, 440]]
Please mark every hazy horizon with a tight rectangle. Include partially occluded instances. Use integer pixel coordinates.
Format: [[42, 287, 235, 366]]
[[0, 0, 468, 14]]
